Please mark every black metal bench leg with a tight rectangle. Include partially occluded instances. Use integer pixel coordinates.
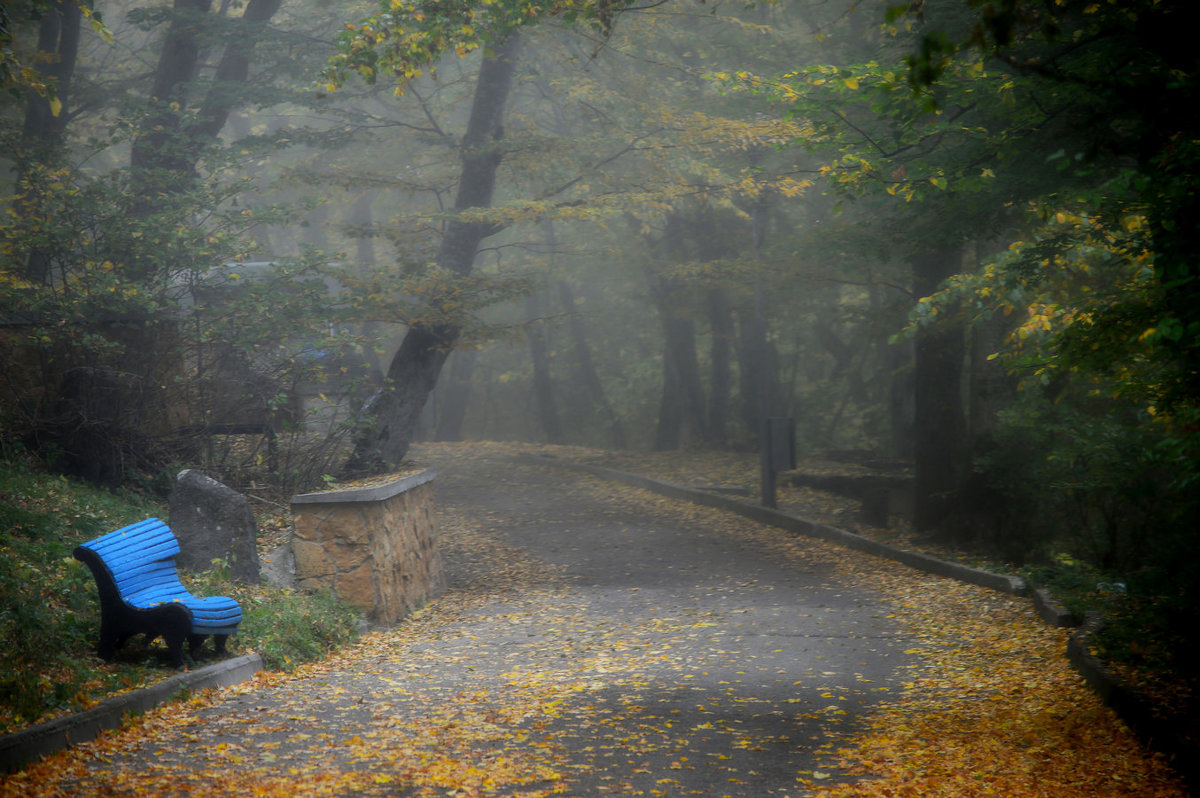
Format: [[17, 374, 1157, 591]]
[[97, 631, 117, 661], [97, 617, 122, 660], [165, 631, 188, 668], [98, 631, 136, 661], [212, 634, 228, 655], [187, 634, 208, 658]]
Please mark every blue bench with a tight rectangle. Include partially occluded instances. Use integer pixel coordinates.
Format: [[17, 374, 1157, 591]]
[[73, 518, 243, 667]]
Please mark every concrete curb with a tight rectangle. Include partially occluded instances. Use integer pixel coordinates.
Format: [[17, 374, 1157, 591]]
[[1067, 615, 1198, 792], [1032, 587, 1080, 627], [523, 457, 1027, 596], [0, 653, 262, 774]]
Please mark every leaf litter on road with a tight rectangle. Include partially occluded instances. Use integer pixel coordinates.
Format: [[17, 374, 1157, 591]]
[[2, 442, 1187, 797]]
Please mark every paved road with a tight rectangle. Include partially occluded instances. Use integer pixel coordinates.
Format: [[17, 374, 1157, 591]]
[[61, 452, 916, 796]]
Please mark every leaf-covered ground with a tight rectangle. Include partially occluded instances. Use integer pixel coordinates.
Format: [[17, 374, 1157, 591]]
[[3, 442, 1186, 796]]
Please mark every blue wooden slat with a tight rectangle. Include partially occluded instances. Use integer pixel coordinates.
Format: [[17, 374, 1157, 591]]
[[105, 541, 177, 564], [186, 596, 241, 633], [113, 558, 175, 579], [101, 538, 179, 565], [86, 519, 178, 555], [116, 576, 180, 602], [115, 568, 173, 588], [127, 589, 188, 607], [117, 567, 183, 598], [98, 523, 173, 545], [86, 530, 183, 596], [97, 520, 184, 602], [187, 600, 242, 623], [78, 518, 243, 645]]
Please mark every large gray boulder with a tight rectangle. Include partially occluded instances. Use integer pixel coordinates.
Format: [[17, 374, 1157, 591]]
[[169, 469, 261, 584]]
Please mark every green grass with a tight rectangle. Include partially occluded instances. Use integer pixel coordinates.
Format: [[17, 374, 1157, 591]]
[[187, 564, 362, 672], [0, 455, 362, 734]]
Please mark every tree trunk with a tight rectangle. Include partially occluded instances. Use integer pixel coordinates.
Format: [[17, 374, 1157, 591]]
[[526, 292, 565, 444], [868, 279, 916, 459], [737, 298, 778, 446], [21, 0, 81, 149], [964, 240, 1012, 458], [967, 253, 1015, 460], [131, 0, 213, 181], [654, 345, 683, 451], [350, 193, 387, 383], [738, 198, 779, 449], [351, 192, 376, 266], [651, 276, 706, 450], [187, 0, 284, 141], [344, 33, 522, 474], [707, 287, 733, 445], [131, 0, 282, 185], [888, 339, 916, 460], [20, 0, 82, 283], [557, 280, 627, 449], [349, 325, 454, 470], [434, 348, 476, 442], [911, 247, 967, 532]]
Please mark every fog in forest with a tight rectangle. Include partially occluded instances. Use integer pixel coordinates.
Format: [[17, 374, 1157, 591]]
[[4, 0, 1198, 624]]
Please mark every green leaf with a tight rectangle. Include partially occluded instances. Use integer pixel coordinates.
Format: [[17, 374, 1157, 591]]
[[89, 17, 115, 45]]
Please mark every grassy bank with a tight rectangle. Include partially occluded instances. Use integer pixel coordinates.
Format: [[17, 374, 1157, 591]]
[[0, 455, 361, 735]]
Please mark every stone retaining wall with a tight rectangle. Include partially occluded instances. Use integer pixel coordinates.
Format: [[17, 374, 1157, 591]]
[[290, 470, 442, 624]]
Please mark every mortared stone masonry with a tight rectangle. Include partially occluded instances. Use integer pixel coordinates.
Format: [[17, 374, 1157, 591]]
[[290, 470, 442, 624]]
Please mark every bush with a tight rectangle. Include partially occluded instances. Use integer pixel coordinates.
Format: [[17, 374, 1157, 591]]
[[240, 588, 363, 671], [983, 391, 1172, 569], [981, 388, 1200, 672]]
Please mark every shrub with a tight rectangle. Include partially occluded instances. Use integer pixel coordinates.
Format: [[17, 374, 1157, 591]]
[[981, 388, 1200, 672], [239, 588, 363, 672]]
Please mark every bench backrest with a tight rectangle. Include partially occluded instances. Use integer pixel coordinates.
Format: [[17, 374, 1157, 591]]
[[77, 518, 184, 602]]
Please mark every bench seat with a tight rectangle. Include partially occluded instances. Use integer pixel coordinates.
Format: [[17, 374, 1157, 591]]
[[74, 518, 243, 667]]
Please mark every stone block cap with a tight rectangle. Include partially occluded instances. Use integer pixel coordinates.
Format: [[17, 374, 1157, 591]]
[[291, 469, 436, 505]]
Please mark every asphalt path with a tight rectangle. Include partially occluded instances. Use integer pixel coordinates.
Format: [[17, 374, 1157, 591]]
[[65, 452, 917, 797]]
